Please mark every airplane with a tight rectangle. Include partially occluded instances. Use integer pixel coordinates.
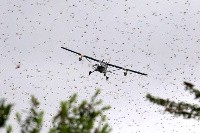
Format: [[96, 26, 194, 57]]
[[61, 47, 147, 80]]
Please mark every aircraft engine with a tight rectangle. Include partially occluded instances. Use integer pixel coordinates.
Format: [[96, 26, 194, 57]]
[[79, 54, 83, 61], [124, 70, 127, 76]]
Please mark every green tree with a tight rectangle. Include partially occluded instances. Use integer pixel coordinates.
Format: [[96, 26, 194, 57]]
[[0, 99, 13, 133], [16, 96, 44, 133], [49, 89, 111, 133], [146, 82, 200, 119], [0, 89, 111, 133]]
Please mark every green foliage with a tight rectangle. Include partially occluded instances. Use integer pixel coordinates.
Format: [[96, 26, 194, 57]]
[[0, 99, 13, 133], [0, 89, 111, 133], [6, 125, 12, 133], [49, 89, 111, 133], [16, 95, 44, 133], [146, 82, 200, 119], [184, 82, 200, 100], [0, 99, 13, 128]]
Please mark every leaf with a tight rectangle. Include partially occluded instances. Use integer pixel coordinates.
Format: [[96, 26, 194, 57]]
[[16, 112, 21, 123], [91, 89, 101, 102], [6, 125, 12, 133], [101, 106, 111, 111], [69, 94, 77, 104]]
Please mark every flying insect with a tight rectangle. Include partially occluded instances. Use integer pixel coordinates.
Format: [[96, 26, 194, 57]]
[[61, 47, 147, 80]]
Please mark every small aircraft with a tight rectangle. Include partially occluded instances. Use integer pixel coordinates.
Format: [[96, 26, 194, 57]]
[[61, 47, 147, 80]]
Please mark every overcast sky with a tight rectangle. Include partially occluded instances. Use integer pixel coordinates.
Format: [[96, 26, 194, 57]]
[[1, 0, 200, 132]]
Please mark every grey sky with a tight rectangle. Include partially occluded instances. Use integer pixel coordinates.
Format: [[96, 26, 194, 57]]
[[1, 0, 200, 132]]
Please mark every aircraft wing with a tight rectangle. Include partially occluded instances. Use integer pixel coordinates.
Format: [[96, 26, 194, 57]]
[[107, 63, 147, 76], [61, 47, 100, 62], [61, 47, 147, 76]]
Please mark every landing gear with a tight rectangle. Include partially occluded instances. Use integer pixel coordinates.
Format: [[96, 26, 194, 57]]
[[89, 71, 92, 75], [89, 70, 109, 80], [89, 70, 96, 75], [104, 73, 109, 80]]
